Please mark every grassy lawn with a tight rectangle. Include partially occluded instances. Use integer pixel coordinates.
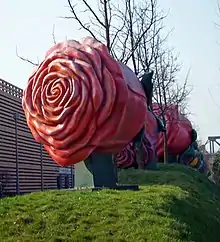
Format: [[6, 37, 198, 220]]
[[1, 164, 220, 241]]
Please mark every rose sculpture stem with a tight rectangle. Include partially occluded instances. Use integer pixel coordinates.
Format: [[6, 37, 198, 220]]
[[84, 152, 118, 188], [84, 152, 139, 190], [22, 37, 149, 189]]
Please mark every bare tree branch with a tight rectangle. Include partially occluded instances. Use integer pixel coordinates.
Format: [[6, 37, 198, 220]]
[[81, 0, 105, 28], [63, 0, 98, 40], [103, 0, 111, 50], [16, 46, 39, 66], [63, 0, 191, 114], [52, 24, 57, 44]]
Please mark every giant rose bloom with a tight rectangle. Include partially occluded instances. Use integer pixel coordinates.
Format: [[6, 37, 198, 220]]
[[153, 104, 192, 159], [22, 37, 148, 166]]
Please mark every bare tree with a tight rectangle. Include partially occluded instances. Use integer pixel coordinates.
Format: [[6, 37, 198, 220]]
[[153, 53, 191, 163], [64, 0, 166, 75], [152, 37, 191, 163], [17, 0, 166, 74], [122, 0, 192, 163]]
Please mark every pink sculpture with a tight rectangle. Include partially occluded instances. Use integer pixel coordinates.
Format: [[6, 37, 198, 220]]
[[115, 103, 207, 173], [153, 104, 192, 159], [115, 110, 159, 169], [22, 37, 149, 166]]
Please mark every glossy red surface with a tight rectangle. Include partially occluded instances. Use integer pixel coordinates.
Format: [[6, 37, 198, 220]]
[[22, 37, 148, 166], [153, 104, 192, 159], [115, 109, 159, 168], [115, 133, 156, 169]]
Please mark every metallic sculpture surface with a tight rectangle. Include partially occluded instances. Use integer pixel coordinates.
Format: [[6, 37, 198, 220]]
[[22, 37, 148, 167]]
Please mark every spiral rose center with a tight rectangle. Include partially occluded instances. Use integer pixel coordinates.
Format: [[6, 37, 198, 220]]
[[51, 80, 64, 96], [45, 78, 68, 105]]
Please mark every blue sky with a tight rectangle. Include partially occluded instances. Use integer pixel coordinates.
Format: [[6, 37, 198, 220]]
[[0, 0, 219, 146]]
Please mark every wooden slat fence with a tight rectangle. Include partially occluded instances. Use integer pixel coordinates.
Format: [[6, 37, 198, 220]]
[[0, 79, 74, 196]]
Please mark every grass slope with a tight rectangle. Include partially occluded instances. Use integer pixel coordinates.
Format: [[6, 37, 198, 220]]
[[1, 164, 220, 242]]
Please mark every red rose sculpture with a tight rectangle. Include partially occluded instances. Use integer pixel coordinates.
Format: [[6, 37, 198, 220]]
[[22, 37, 148, 166], [115, 110, 159, 169], [115, 142, 136, 169], [153, 104, 192, 159]]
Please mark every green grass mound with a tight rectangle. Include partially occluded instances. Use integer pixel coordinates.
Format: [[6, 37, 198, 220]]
[[1, 164, 220, 242]]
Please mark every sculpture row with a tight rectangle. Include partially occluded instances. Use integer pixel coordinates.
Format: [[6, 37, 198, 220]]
[[115, 103, 206, 173], [22, 37, 206, 189]]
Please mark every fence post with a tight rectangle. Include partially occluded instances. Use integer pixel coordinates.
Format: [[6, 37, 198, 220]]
[[71, 166, 74, 188], [40, 144, 43, 191], [13, 112, 20, 195]]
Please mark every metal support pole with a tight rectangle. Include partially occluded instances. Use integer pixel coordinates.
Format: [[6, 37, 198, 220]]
[[209, 140, 212, 154], [13, 112, 20, 195], [70, 166, 74, 188], [40, 144, 43, 191], [212, 141, 215, 154]]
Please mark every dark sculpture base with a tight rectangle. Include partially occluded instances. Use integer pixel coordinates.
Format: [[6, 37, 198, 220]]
[[84, 152, 139, 191]]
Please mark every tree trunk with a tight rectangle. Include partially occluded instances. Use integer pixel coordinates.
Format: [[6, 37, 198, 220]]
[[103, 0, 111, 51], [163, 130, 168, 164], [161, 115, 168, 164]]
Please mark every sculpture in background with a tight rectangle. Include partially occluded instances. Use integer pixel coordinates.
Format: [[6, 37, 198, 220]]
[[115, 102, 206, 173], [153, 104, 206, 173], [178, 137, 206, 173]]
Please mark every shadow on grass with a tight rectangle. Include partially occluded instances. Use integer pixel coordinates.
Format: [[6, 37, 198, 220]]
[[162, 193, 220, 242], [119, 164, 220, 242]]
